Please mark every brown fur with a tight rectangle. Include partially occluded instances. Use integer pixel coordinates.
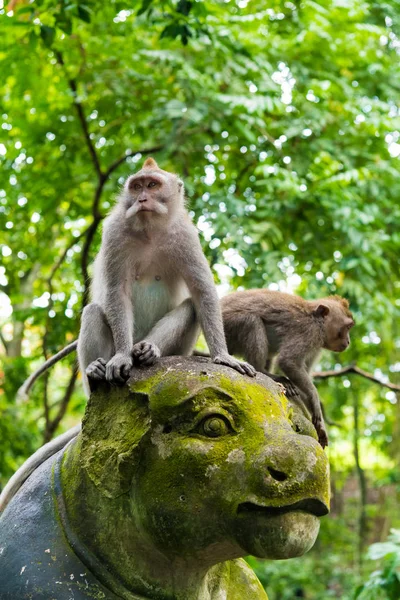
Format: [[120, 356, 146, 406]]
[[221, 290, 355, 448], [143, 157, 160, 170]]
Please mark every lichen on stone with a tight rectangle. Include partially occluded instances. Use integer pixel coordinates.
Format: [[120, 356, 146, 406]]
[[59, 357, 329, 599]]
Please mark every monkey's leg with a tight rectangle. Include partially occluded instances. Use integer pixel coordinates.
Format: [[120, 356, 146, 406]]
[[132, 299, 199, 366], [278, 353, 328, 448], [237, 315, 269, 374], [78, 303, 114, 396]]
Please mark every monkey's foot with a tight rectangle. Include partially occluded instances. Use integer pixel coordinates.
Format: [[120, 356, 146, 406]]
[[105, 353, 132, 384], [268, 375, 300, 400], [86, 358, 107, 381], [213, 354, 256, 377], [132, 341, 161, 366], [313, 416, 329, 449]]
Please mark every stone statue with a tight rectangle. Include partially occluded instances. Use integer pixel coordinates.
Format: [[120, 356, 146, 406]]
[[0, 357, 329, 599]]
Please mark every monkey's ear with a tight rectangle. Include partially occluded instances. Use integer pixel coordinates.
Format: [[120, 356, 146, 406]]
[[143, 157, 159, 170], [314, 304, 330, 318]]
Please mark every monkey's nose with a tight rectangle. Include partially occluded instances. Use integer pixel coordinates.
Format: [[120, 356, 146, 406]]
[[139, 197, 148, 203]]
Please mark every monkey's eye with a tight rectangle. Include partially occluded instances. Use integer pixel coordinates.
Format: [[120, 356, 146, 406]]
[[195, 414, 232, 438], [133, 183, 142, 191], [148, 181, 157, 188]]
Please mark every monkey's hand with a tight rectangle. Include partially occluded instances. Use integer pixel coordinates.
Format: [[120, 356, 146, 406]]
[[105, 353, 133, 384], [86, 358, 107, 381], [313, 415, 329, 449], [132, 341, 161, 367], [213, 353, 256, 377]]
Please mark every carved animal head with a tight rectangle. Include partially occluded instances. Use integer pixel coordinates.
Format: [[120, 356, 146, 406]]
[[122, 158, 184, 224], [313, 296, 355, 353], [80, 358, 330, 562]]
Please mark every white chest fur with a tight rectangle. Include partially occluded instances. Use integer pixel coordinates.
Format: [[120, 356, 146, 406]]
[[132, 277, 173, 342]]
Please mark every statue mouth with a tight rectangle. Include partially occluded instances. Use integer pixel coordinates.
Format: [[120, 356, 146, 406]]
[[237, 498, 329, 518]]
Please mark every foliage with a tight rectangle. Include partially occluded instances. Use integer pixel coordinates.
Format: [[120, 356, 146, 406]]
[[355, 529, 400, 600], [1, 0, 400, 597]]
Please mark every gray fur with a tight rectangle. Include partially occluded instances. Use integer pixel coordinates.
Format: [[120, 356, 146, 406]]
[[17, 160, 255, 400], [78, 161, 255, 392]]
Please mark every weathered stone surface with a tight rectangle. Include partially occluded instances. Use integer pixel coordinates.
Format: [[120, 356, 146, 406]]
[[0, 357, 330, 599]]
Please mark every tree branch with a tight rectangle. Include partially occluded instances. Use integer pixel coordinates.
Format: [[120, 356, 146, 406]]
[[80, 217, 102, 307], [0, 328, 8, 353], [55, 50, 103, 179], [195, 352, 399, 392], [43, 233, 85, 356], [103, 145, 164, 180], [313, 365, 400, 392], [43, 363, 78, 443]]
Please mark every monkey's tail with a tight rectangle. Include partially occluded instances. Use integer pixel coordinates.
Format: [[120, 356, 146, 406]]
[[17, 340, 78, 401], [0, 424, 81, 513]]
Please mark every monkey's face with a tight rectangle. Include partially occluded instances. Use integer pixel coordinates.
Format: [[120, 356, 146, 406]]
[[325, 312, 354, 353], [124, 172, 183, 223], [125, 361, 330, 562]]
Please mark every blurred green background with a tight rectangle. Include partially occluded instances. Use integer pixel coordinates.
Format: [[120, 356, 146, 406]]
[[1, 0, 400, 597]]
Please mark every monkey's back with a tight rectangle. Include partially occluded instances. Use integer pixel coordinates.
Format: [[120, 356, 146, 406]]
[[221, 289, 313, 321], [221, 290, 322, 355]]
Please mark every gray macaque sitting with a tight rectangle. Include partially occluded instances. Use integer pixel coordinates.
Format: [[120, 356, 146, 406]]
[[0, 358, 330, 600]]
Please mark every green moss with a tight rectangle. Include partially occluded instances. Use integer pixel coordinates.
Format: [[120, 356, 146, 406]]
[[60, 358, 329, 599]]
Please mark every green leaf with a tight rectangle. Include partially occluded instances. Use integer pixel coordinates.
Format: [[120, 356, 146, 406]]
[[40, 25, 55, 47], [77, 5, 92, 23]]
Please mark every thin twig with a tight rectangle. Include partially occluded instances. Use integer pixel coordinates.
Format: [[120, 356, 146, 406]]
[[194, 351, 399, 392], [313, 365, 400, 392]]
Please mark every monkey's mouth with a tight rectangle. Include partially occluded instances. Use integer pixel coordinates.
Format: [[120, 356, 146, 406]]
[[237, 498, 329, 518]]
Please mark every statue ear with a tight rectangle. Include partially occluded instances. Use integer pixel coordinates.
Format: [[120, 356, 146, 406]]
[[314, 304, 330, 318], [81, 389, 150, 499]]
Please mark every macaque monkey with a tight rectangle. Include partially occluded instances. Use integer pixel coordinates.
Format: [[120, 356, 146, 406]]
[[220, 290, 355, 447], [18, 158, 255, 399]]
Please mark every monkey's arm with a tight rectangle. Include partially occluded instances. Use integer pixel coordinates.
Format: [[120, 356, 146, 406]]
[[95, 244, 134, 382], [100, 288, 134, 382], [278, 351, 328, 447], [178, 232, 255, 376], [17, 341, 78, 400]]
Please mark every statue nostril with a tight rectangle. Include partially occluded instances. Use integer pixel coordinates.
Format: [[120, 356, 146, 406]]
[[268, 467, 288, 482]]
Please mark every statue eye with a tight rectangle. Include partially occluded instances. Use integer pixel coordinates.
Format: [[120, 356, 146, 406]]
[[198, 415, 231, 438]]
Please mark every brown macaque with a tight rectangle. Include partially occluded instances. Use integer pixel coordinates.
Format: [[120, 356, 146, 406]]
[[18, 158, 255, 400], [220, 290, 355, 447]]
